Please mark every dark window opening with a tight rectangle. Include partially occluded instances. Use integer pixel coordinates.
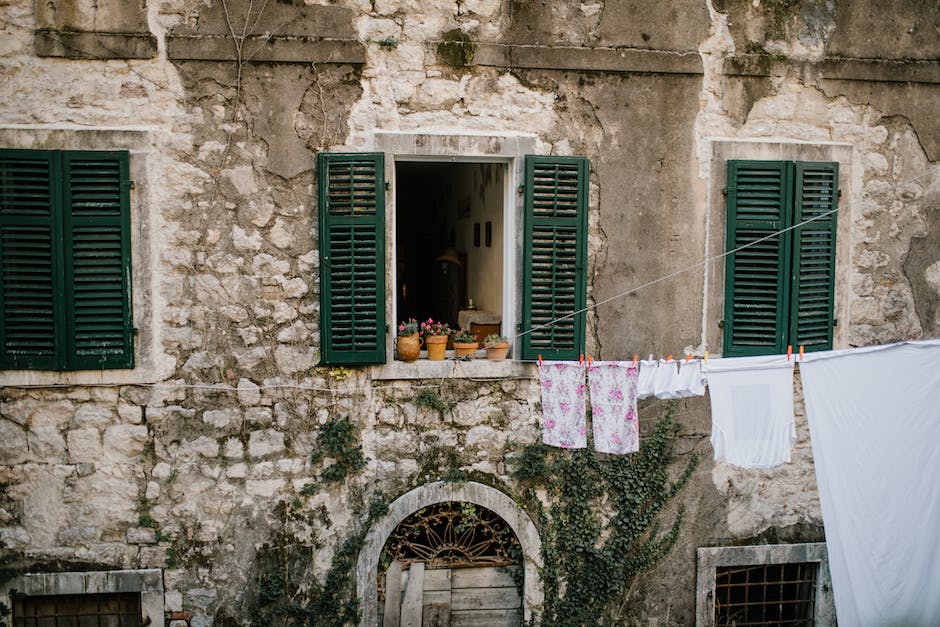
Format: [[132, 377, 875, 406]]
[[715, 562, 818, 626], [13, 591, 142, 627], [395, 162, 504, 332]]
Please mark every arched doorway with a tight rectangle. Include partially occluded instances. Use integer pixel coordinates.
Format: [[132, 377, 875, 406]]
[[356, 482, 542, 627]]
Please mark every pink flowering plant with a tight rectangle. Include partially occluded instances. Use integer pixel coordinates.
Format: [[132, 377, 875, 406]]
[[397, 318, 419, 336], [420, 318, 451, 337]]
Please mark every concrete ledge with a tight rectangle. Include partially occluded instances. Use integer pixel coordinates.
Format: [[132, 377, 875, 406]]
[[725, 53, 940, 84], [371, 357, 535, 381], [35, 30, 157, 60], [166, 35, 364, 65], [468, 43, 704, 75]]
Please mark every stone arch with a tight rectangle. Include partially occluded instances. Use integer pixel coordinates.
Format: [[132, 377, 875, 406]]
[[356, 481, 542, 626]]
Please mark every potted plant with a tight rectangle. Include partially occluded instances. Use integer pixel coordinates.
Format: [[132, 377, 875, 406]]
[[451, 328, 478, 359], [396, 318, 421, 362], [483, 333, 510, 361], [421, 319, 451, 361]]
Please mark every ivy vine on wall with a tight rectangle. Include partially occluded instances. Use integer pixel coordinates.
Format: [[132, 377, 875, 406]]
[[514, 409, 698, 626]]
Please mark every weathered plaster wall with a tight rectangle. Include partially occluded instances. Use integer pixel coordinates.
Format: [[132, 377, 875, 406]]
[[1, 0, 938, 625]]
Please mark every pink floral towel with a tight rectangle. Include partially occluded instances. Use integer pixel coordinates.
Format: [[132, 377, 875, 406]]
[[588, 361, 640, 454], [538, 361, 587, 449]]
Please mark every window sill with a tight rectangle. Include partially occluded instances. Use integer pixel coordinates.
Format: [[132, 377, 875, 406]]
[[371, 354, 535, 380]]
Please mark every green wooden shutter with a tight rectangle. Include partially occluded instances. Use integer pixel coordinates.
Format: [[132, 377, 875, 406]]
[[62, 151, 134, 369], [789, 162, 838, 352], [318, 153, 386, 365], [521, 155, 588, 361], [0, 150, 65, 369], [723, 161, 792, 356]]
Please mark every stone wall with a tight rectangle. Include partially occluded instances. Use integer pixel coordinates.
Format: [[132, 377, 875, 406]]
[[1, 0, 938, 625]]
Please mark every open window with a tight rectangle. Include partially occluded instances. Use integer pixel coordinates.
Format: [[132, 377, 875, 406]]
[[317, 151, 589, 366]]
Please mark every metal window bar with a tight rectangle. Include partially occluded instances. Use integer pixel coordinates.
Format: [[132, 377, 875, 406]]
[[715, 562, 818, 626], [13, 592, 141, 627]]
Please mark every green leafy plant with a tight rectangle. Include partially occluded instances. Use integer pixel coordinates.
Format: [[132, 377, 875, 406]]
[[451, 328, 477, 343], [414, 389, 447, 413], [420, 318, 451, 337], [483, 333, 509, 347], [514, 409, 698, 625], [376, 37, 398, 49], [310, 416, 367, 484]]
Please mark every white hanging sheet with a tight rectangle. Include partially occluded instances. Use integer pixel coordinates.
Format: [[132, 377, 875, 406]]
[[675, 359, 706, 397], [637, 359, 658, 399], [653, 359, 679, 399], [702, 354, 795, 469], [800, 339, 940, 627], [538, 361, 587, 449]]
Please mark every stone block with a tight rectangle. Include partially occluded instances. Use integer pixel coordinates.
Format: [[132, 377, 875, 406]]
[[27, 426, 67, 460], [117, 403, 144, 424], [1, 420, 29, 465], [190, 436, 221, 459], [223, 438, 244, 460], [103, 425, 150, 459], [236, 379, 262, 406], [127, 527, 157, 545], [248, 429, 286, 458], [246, 478, 286, 497]]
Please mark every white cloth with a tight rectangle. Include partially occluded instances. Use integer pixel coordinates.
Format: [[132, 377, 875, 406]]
[[702, 354, 795, 468], [800, 339, 940, 627], [588, 361, 640, 454], [674, 359, 705, 397], [653, 359, 679, 399], [538, 361, 587, 449], [636, 359, 657, 399]]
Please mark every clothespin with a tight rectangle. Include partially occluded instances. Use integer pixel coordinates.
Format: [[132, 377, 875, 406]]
[[686, 353, 692, 364], [704, 350, 709, 364], [799, 345, 805, 361], [632, 354, 639, 366], [579, 353, 584, 365], [538, 354, 543, 366], [666, 354, 673, 362], [787, 345, 793, 361], [587, 355, 592, 366]]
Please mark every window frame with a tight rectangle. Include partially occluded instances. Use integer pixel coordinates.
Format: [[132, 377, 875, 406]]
[[705, 141, 851, 359], [0, 127, 170, 386]]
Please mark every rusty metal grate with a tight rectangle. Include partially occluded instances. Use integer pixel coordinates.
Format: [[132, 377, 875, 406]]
[[13, 591, 142, 627], [380, 501, 520, 571], [715, 562, 817, 626]]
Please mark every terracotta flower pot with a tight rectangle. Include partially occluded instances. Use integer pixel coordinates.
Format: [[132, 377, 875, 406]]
[[425, 335, 448, 361], [453, 341, 478, 359], [396, 334, 422, 362], [485, 342, 510, 361]]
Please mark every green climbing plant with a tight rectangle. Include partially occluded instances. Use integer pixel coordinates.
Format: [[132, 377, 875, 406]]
[[514, 410, 698, 626]]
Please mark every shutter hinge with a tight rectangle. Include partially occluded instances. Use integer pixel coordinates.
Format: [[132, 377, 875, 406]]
[[837, 189, 842, 198], [722, 187, 729, 196], [718, 320, 725, 328], [516, 322, 523, 332], [832, 318, 838, 327], [517, 184, 524, 195], [125, 180, 136, 190], [385, 182, 391, 191]]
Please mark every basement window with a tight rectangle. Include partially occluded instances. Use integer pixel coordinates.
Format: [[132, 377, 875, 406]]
[[696, 543, 835, 627], [13, 591, 142, 627], [714, 562, 817, 625]]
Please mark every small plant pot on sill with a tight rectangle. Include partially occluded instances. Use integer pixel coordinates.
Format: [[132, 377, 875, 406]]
[[453, 341, 478, 359], [395, 334, 422, 362], [426, 335, 448, 361], [485, 342, 510, 361]]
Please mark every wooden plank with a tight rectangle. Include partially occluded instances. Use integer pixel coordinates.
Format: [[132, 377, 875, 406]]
[[422, 590, 451, 627], [451, 567, 518, 590], [422, 568, 453, 592], [383, 561, 403, 627], [450, 609, 523, 627], [450, 587, 521, 611], [401, 563, 425, 627]]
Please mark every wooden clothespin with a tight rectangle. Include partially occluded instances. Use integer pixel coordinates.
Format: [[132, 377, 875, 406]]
[[587, 355, 592, 366], [787, 345, 793, 361], [579, 353, 584, 365], [799, 345, 805, 361], [538, 354, 543, 366], [686, 353, 693, 364], [632, 354, 639, 366], [666, 354, 673, 362]]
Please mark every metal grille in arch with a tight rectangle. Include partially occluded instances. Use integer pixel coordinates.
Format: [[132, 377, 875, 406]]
[[380, 501, 521, 570]]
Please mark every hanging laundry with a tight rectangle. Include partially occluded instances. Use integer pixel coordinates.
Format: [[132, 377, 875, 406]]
[[588, 361, 640, 454], [637, 359, 658, 399], [674, 359, 706, 397], [538, 361, 587, 449], [801, 339, 940, 627], [702, 354, 795, 469], [653, 359, 679, 399]]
